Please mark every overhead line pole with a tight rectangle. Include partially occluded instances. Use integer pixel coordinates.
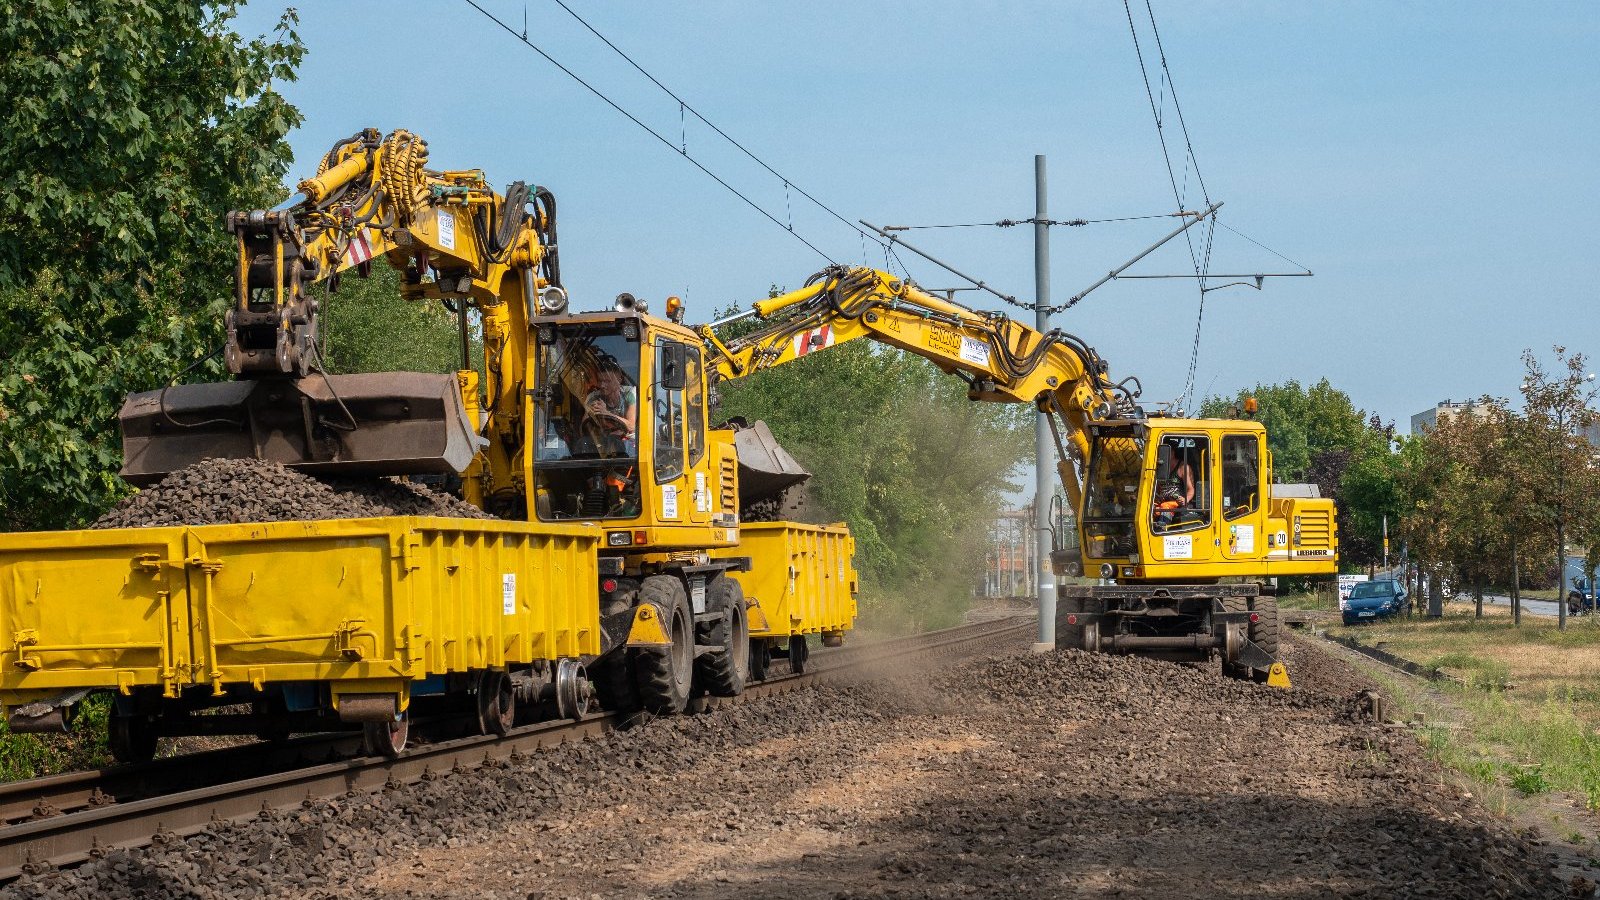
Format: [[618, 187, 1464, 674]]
[[1033, 155, 1057, 652]]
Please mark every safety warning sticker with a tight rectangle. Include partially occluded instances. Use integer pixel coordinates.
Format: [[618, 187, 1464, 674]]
[[437, 209, 456, 250], [959, 335, 991, 367]]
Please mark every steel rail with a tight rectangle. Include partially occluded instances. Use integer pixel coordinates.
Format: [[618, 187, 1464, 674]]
[[0, 617, 1030, 880]]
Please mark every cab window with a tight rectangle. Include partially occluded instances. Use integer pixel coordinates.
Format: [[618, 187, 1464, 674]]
[[1151, 435, 1210, 533], [653, 340, 686, 482], [685, 345, 706, 466], [1221, 434, 1260, 520]]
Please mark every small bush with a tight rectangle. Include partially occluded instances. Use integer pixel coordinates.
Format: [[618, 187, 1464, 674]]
[[1507, 764, 1551, 796]]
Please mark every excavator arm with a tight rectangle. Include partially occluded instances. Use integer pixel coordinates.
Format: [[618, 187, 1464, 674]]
[[120, 128, 563, 490], [698, 265, 1143, 510]]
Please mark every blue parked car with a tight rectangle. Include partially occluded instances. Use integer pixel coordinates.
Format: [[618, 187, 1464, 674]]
[[1343, 580, 1410, 625]]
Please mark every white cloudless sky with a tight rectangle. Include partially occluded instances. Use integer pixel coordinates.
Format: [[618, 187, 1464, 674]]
[[235, 0, 1598, 429]]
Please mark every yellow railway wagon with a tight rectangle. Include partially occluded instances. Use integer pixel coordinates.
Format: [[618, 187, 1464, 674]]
[[0, 517, 599, 757], [712, 521, 858, 676]]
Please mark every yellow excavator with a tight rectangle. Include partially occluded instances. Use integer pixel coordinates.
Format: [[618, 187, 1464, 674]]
[[701, 266, 1337, 681], [121, 128, 1335, 699]]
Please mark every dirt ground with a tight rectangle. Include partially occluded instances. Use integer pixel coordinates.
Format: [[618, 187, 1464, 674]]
[[8, 632, 1584, 899]]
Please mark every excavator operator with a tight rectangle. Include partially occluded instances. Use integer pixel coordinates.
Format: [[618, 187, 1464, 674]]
[[585, 361, 638, 456], [1153, 437, 1199, 530]]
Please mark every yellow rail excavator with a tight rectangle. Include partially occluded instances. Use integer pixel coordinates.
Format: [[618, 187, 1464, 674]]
[[698, 266, 1338, 682], [118, 128, 1335, 708]]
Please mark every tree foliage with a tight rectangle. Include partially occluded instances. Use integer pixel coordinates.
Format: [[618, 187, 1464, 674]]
[[314, 265, 468, 377], [0, 2, 303, 530], [1394, 347, 1598, 620], [716, 341, 1032, 629]]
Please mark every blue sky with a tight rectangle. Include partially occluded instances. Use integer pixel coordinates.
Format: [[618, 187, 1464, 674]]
[[234, 1, 1598, 429]]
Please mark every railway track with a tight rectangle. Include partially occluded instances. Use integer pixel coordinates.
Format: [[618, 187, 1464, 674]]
[[0, 617, 1031, 881]]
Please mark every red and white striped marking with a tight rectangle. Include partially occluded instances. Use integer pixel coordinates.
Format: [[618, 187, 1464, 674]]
[[346, 229, 374, 265], [793, 325, 834, 357]]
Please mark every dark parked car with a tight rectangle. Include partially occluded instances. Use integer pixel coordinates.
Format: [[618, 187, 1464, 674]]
[[1343, 580, 1410, 625], [1569, 578, 1595, 616]]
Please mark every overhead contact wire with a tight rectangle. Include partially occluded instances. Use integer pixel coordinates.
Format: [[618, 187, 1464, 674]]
[[462, 0, 838, 264], [548, 0, 892, 255]]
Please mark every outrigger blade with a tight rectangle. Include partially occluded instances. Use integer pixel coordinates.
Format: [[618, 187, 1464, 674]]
[[119, 372, 485, 485], [732, 419, 811, 503]]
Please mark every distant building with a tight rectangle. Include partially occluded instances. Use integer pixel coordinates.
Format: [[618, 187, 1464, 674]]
[[1586, 421, 1600, 449], [1410, 399, 1493, 435]]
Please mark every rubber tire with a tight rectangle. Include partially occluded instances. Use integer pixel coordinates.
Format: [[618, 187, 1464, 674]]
[[748, 638, 772, 682], [1057, 595, 1084, 650], [788, 634, 810, 675], [108, 713, 159, 764], [633, 576, 694, 715], [1248, 595, 1281, 684], [695, 576, 750, 697]]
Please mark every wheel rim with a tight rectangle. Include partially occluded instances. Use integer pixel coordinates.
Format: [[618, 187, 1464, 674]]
[[365, 713, 409, 757], [477, 670, 514, 736], [730, 604, 750, 680], [495, 673, 515, 733], [671, 605, 693, 695], [555, 658, 591, 719]]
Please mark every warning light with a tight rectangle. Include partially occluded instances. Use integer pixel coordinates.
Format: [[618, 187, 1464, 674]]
[[1066, 615, 1078, 625], [634, 530, 648, 545], [1249, 612, 1260, 623], [1243, 397, 1258, 416], [601, 578, 618, 593], [665, 295, 684, 323]]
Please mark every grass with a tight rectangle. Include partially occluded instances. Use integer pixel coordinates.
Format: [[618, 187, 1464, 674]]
[[0, 696, 111, 781], [1328, 601, 1600, 814]]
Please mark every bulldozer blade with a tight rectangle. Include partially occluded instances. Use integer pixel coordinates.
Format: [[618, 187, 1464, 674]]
[[119, 372, 485, 485], [733, 420, 810, 502]]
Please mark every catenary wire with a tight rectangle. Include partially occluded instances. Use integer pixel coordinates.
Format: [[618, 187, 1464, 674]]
[[1218, 221, 1312, 274], [1125, 0, 1213, 410], [462, 0, 839, 264], [546, 0, 894, 257], [883, 213, 1185, 230]]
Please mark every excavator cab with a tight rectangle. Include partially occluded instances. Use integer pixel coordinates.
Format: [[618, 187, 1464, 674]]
[[1075, 419, 1335, 582], [530, 316, 646, 520], [528, 307, 809, 547]]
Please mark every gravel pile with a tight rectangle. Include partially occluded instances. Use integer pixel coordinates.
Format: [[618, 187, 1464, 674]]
[[93, 458, 491, 529], [6, 634, 1578, 899], [740, 485, 810, 523]]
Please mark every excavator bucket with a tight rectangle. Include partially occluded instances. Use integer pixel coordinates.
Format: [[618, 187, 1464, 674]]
[[119, 372, 485, 485], [733, 420, 811, 503]]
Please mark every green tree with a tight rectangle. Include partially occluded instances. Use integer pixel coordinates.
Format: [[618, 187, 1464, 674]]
[[1425, 401, 1514, 616], [1203, 379, 1382, 481], [1518, 346, 1599, 630], [0, 2, 303, 530], [314, 264, 469, 377]]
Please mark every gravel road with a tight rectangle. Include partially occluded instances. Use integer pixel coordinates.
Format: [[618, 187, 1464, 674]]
[[4, 634, 1580, 899]]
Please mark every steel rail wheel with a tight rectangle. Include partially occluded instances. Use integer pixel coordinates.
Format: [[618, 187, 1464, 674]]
[[362, 711, 409, 758]]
